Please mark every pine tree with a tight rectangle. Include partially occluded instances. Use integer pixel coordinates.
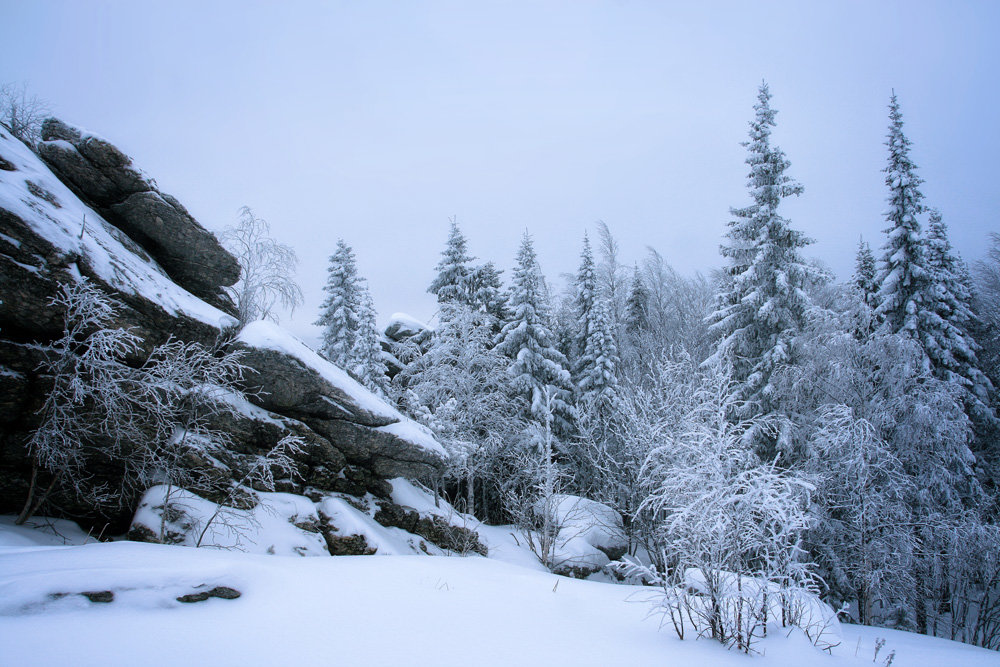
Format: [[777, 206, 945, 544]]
[[429, 219, 475, 306], [571, 233, 598, 373], [496, 231, 574, 431], [316, 239, 361, 368], [352, 289, 389, 395], [874, 93, 934, 342], [576, 298, 621, 411], [924, 210, 994, 419], [625, 265, 649, 334], [706, 82, 812, 419]]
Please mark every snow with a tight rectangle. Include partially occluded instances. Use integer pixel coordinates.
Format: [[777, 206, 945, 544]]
[[236, 320, 402, 422], [131, 486, 329, 556], [0, 516, 97, 549], [0, 126, 237, 330], [2, 522, 998, 666]]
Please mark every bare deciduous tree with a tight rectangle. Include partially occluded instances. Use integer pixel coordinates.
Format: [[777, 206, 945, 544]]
[[17, 279, 280, 525], [221, 206, 303, 327], [0, 81, 49, 146]]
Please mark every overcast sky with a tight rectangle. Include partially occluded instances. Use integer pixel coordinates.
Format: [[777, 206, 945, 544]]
[[3, 1, 998, 344]]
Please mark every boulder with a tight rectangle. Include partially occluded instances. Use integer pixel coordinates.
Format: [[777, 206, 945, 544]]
[[234, 321, 448, 479], [543, 495, 628, 578], [234, 321, 401, 427], [36, 118, 239, 303], [306, 418, 445, 480], [109, 191, 240, 300], [384, 312, 432, 346]]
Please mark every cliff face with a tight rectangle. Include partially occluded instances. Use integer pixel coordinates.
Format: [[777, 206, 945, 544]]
[[0, 120, 452, 550]]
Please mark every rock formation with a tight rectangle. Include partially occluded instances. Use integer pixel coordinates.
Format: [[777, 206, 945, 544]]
[[0, 119, 464, 555]]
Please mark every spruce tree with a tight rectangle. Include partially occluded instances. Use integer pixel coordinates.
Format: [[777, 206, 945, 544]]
[[625, 265, 649, 334], [874, 93, 934, 340], [925, 210, 994, 419], [576, 298, 621, 412], [854, 238, 877, 301], [353, 289, 390, 395], [852, 238, 879, 338], [316, 239, 361, 368], [429, 219, 475, 306], [706, 82, 812, 419], [496, 231, 574, 431], [468, 261, 510, 324], [572, 233, 598, 374], [315, 239, 388, 394]]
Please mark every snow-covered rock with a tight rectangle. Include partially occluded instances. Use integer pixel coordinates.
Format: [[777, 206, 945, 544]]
[[235, 321, 448, 479], [36, 118, 240, 304], [129, 485, 329, 556], [384, 312, 432, 343], [543, 494, 627, 578], [127, 479, 485, 558], [0, 123, 237, 338]]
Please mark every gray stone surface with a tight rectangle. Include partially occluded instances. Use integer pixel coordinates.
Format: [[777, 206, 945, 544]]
[[233, 343, 398, 427], [37, 118, 239, 303], [109, 191, 240, 297]]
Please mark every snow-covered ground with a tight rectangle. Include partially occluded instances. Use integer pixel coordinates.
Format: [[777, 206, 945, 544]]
[[1, 518, 998, 667]]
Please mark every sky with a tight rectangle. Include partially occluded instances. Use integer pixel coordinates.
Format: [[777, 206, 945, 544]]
[[2, 1, 999, 344]]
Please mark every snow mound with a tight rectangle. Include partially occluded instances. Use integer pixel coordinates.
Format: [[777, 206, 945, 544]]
[[131, 485, 329, 557], [543, 494, 627, 576], [0, 125, 236, 329]]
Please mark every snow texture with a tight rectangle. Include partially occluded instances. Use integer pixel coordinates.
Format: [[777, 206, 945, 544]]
[[1, 517, 997, 666]]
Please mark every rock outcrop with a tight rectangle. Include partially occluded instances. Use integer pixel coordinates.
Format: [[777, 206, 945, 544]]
[[0, 120, 455, 547], [235, 321, 448, 480], [36, 119, 239, 308]]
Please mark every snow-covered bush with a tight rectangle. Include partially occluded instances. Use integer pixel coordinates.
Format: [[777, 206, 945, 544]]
[[17, 279, 279, 525], [636, 369, 820, 653]]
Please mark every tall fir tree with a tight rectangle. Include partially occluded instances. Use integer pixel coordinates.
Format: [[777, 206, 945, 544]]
[[496, 231, 574, 431], [706, 82, 812, 420], [316, 239, 361, 368], [571, 233, 598, 373], [625, 264, 649, 334], [576, 297, 621, 412], [874, 93, 934, 342], [428, 219, 475, 306]]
